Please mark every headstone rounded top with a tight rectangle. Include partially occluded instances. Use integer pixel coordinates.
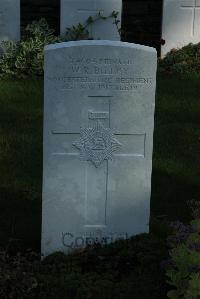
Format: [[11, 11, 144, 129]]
[[42, 37, 157, 256], [45, 40, 157, 54]]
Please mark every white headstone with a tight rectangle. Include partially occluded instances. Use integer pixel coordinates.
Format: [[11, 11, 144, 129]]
[[0, 0, 20, 49], [60, 0, 122, 40], [162, 0, 200, 56], [42, 40, 157, 256]]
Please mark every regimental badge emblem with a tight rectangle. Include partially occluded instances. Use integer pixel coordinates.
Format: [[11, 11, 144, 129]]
[[73, 121, 122, 167]]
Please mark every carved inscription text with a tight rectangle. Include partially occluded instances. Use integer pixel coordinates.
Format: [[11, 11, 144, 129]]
[[47, 55, 153, 91]]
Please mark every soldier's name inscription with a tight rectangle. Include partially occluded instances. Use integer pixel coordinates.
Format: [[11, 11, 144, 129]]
[[68, 56, 134, 65]]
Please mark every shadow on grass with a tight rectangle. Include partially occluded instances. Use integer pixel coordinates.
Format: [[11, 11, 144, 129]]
[[0, 187, 41, 252], [0, 79, 43, 251], [151, 169, 199, 222]]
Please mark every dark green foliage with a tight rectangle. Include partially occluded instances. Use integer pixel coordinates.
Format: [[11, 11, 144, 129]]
[[64, 23, 90, 41], [111, 11, 121, 35], [0, 234, 168, 299], [162, 200, 200, 299], [0, 19, 59, 78], [0, 15, 121, 78], [159, 43, 200, 74], [0, 250, 39, 298], [0, 80, 43, 250]]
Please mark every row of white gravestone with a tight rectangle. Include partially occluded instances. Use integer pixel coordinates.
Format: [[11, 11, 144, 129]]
[[0, 0, 122, 48], [0, 0, 200, 55], [60, 0, 200, 51], [161, 0, 200, 56], [0, 0, 20, 51]]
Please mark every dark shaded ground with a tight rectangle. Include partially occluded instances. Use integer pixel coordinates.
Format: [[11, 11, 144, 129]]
[[151, 74, 200, 226], [0, 234, 168, 299]]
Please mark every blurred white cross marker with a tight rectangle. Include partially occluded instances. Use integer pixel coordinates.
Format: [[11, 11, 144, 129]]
[[181, 0, 200, 36]]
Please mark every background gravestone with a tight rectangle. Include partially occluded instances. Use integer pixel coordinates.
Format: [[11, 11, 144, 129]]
[[60, 0, 122, 40], [21, 0, 163, 53], [42, 40, 157, 256], [162, 0, 200, 56], [0, 0, 20, 53], [21, 0, 60, 35]]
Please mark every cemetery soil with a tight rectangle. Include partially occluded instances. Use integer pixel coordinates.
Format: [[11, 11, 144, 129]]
[[0, 74, 199, 298]]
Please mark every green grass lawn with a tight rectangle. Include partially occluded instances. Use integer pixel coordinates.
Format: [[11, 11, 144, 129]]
[[0, 79, 43, 250], [152, 74, 200, 225], [0, 74, 199, 251]]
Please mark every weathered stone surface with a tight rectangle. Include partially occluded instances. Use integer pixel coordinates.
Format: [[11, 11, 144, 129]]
[[42, 40, 157, 256], [60, 0, 122, 40], [162, 0, 200, 56], [0, 0, 20, 48]]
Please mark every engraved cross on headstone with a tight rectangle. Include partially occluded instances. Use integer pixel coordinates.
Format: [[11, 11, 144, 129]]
[[181, 0, 200, 36], [52, 97, 146, 229]]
